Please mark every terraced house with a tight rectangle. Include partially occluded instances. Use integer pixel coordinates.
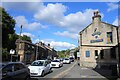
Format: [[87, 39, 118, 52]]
[[79, 11, 120, 69], [15, 39, 57, 64]]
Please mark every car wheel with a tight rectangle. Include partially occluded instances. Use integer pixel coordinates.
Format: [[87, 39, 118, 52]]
[[41, 71, 45, 77], [49, 68, 52, 73], [59, 65, 60, 68], [25, 75, 30, 80]]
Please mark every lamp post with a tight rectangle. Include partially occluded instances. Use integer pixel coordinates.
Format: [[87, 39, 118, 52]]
[[36, 43, 38, 60], [10, 49, 15, 62]]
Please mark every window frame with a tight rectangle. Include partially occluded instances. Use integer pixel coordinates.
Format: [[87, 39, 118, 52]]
[[86, 51, 90, 57], [107, 32, 113, 44]]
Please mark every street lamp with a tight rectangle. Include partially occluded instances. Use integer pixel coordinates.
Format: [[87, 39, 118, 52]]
[[10, 49, 15, 62], [36, 43, 38, 60]]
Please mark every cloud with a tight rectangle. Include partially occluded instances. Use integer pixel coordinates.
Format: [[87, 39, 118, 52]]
[[2, 2, 44, 13], [33, 39, 76, 50], [54, 31, 78, 40], [21, 32, 35, 38], [107, 3, 118, 12], [14, 16, 47, 31], [50, 41, 76, 50], [34, 3, 67, 25], [60, 9, 96, 33], [34, 3, 103, 33], [112, 17, 120, 26], [0, 2, 2, 7]]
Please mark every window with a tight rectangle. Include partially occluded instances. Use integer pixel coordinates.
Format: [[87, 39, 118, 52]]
[[2, 64, 13, 73], [14, 63, 25, 71], [100, 50, 104, 59], [95, 50, 98, 56], [86, 51, 90, 57], [107, 32, 113, 44], [111, 48, 116, 59]]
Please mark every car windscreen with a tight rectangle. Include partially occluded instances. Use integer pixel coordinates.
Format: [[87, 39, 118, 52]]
[[64, 58, 69, 60], [70, 57, 74, 59], [52, 60, 60, 62], [31, 61, 44, 66]]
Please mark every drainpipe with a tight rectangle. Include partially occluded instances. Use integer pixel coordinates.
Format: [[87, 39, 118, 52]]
[[79, 33, 82, 65], [80, 33, 82, 46], [116, 27, 120, 77]]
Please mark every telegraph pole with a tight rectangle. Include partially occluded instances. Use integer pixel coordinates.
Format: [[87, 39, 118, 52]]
[[19, 25, 22, 39], [18, 25, 22, 62]]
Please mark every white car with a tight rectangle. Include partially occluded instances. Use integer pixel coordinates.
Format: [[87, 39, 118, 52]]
[[28, 60, 52, 77], [63, 58, 71, 64], [51, 59, 63, 68]]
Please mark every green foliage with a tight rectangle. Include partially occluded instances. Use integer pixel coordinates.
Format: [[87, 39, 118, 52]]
[[1, 7, 32, 52], [57, 49, 71, 58], [1, 7, 33, 61], [1, 7, 16, 51], [2, 48, 11, 61], [21, 35, 32, 42]]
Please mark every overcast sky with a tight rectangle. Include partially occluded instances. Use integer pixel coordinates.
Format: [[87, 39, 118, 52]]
[[1, 1, 119, 51]]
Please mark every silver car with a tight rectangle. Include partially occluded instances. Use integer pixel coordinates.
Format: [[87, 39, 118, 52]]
[[28, 60, 52, 77]]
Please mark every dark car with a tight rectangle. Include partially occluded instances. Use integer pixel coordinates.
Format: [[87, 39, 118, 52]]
[[1, 62, 30, 80], [69, 57, 74, 62]]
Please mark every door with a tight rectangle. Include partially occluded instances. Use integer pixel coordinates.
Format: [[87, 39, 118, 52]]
[[2, 64, 14, 80], [44, 61, 49, 73], [13, 63, 28, 79]]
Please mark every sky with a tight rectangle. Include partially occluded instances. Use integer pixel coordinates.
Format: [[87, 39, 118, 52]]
[[1, 1, 119, 51]]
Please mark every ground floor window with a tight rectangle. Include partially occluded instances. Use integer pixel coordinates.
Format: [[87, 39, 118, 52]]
[[100, 50, 104, 59], [110, 47, 116, 59], [95, 50, 98, 56], [95, 50, 98, 59], [86, 51, 90, 57]]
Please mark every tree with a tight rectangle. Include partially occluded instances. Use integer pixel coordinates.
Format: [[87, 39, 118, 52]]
[[21, 35, 32, 42], [1, 7, 16, 51], [8, 33, 19, 50], [1, 7, 33, 61]]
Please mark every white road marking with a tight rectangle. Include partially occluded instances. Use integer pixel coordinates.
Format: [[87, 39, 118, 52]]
[[53, 61, 77, 78]]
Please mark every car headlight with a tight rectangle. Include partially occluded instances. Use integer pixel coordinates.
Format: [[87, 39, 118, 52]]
[[39, 68, 42, 71]]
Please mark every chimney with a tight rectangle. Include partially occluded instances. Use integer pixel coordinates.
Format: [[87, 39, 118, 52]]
[[39, 41, 43, 46], [48, 44, 50, 47], [92, 10, 101, 23]]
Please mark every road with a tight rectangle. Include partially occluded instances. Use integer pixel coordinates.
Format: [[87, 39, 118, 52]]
[[30, 61, 76, 80], [30, 61, 118, 80]]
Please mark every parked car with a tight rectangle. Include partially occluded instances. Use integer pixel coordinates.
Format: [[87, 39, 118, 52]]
[[28, 60, 52, 77], [56, 59, 63, 65], [0, 62, 30, 80], [63, 58, 71, 64], [51, 59, 63, 68], [69, 57, 74, 62]]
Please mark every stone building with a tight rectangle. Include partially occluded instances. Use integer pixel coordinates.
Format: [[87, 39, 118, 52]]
[[79, 11, 120, 69], [16, 39, 57, 64]]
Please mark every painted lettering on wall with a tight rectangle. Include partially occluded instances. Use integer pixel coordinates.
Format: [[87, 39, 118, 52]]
[[90, 28, 103, 43], [90, 39, 103, 43]]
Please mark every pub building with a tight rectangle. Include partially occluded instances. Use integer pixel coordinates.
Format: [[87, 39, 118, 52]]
[[79, 10, 120, 71]]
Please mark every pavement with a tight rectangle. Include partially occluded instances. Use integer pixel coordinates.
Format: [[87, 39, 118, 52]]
[[63, 62, 119, 80]]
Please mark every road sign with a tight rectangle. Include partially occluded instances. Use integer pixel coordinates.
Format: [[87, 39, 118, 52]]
[[10, 49, 15, 54]]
